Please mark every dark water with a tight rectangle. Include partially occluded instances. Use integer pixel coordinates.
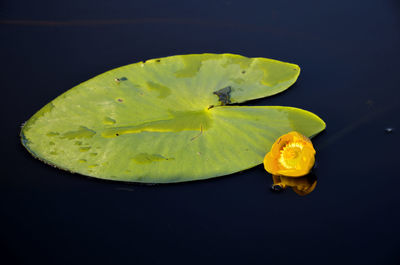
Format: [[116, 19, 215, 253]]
[[1, 0, 400, 264]]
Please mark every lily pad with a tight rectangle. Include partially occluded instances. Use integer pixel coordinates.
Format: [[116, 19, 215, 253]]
[[21, 53, 325, 183]]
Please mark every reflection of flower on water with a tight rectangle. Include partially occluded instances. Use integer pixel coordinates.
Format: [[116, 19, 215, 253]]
[[264, 131, 317, 196], [271, 173, 317, 196]]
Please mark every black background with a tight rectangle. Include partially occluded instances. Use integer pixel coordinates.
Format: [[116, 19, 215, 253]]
[[1, 0, 400, 264]]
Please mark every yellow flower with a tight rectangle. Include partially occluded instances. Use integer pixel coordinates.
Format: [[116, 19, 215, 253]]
[[264, 131, 316, 177]]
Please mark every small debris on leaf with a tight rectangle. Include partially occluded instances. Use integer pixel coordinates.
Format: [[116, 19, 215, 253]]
[[213, 86, 232, 106]]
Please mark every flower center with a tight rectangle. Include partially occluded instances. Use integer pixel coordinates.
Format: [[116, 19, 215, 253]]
[[278, 142, 304, 169]]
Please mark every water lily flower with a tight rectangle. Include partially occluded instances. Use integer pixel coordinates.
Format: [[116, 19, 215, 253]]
[[264, 131, 316, 177]]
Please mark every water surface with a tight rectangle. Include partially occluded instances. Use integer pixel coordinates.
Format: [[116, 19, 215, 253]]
[[1, 0, 400, 264]]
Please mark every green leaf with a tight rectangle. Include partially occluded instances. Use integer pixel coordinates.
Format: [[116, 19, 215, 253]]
[[21, 53, 325, 183]]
